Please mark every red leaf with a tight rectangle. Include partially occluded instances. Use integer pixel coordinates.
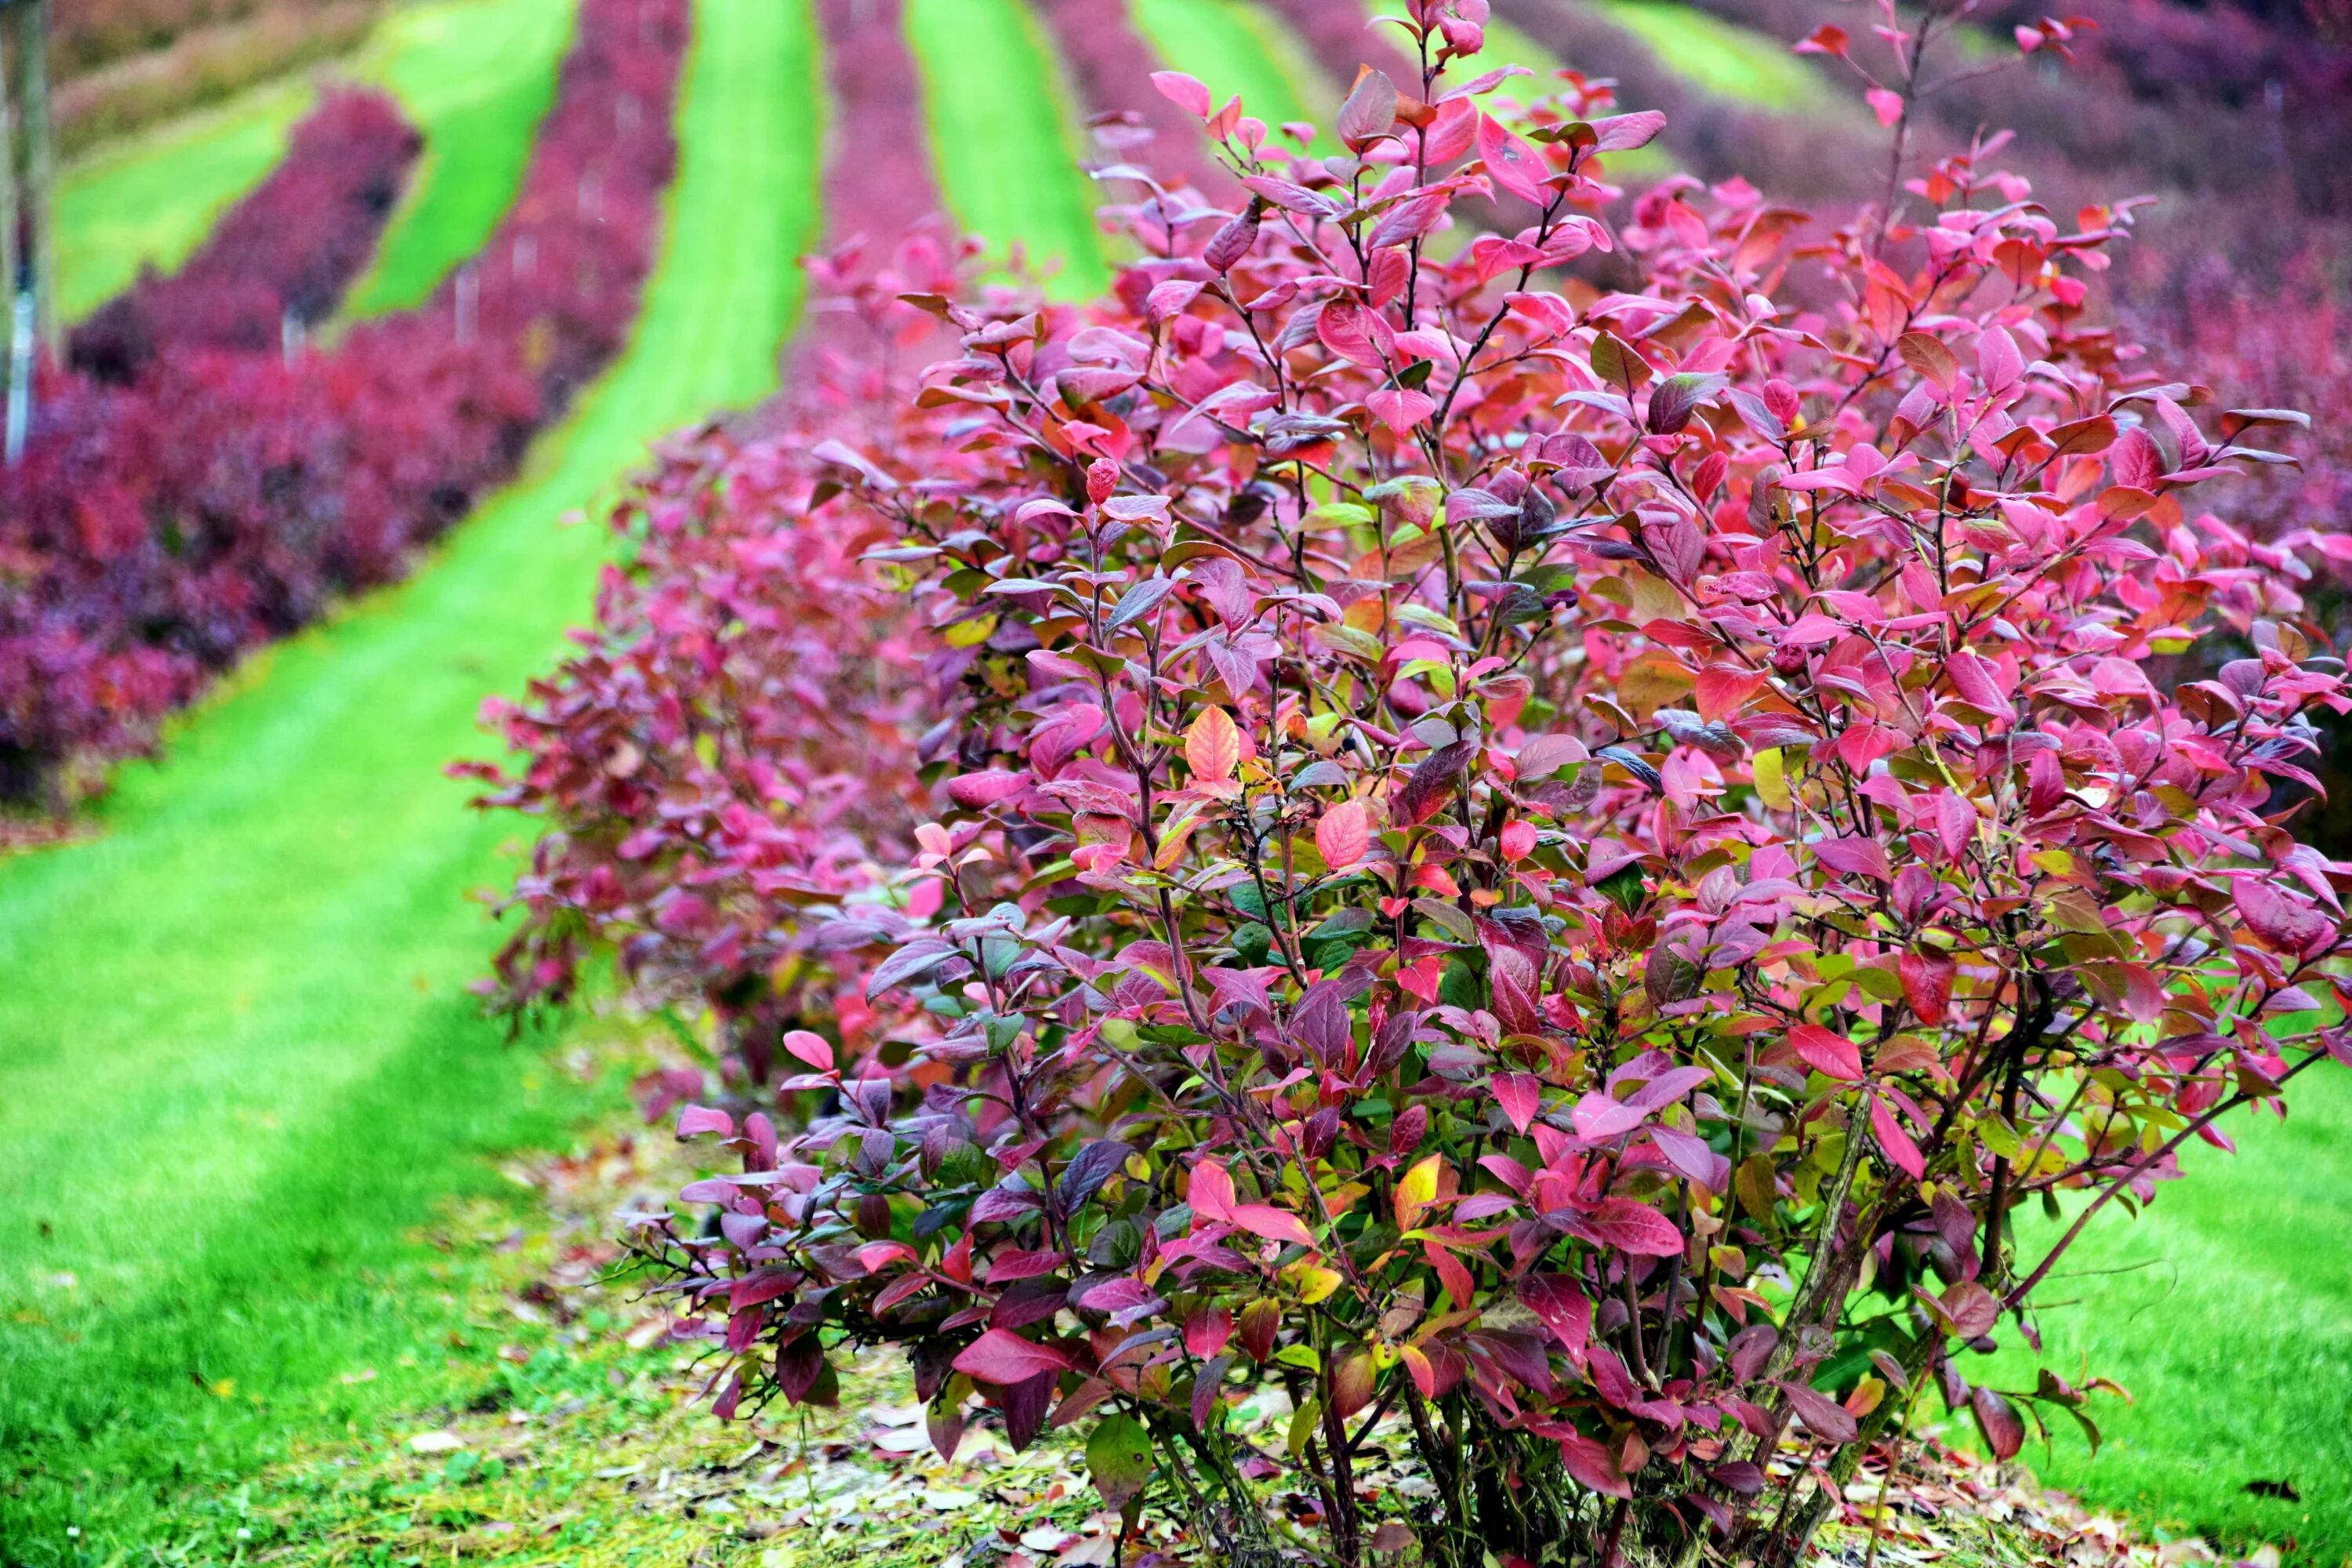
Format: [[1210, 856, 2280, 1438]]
[[2234, 878, 2336, 957], [1971, 1385, 2026, 1460], [953, 1328, 1075, 1385], [1945, 650, 2010, 713], [1870, 1095, 1925, 1179], [1789, 1024, 1865, 1082], [1573, 1197, 1684, 1258], [1778, 1379, 1860, 1443], [1556, 1431, 1632, 1497], [1519, 1274, 1592, 1359], [1492, 1071, 1542, 1134], [1898, 949, 1955, 1025]]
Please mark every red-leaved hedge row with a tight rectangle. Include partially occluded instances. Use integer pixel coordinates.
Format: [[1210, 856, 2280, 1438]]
[[0, 0, 687, 804], [68, 86, 422, 384], [480, 9, 2350, 1564], [462, 0, 996, 1094]]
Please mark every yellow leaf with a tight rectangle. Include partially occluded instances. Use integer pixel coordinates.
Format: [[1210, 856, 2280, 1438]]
[[1185, 707, 1241, 782], [1754, 747, 1791, 810], [1287, 1264, 1343, 1305], [1396, 1154, 1440, 1232], [1154, 804, 1206, 869]]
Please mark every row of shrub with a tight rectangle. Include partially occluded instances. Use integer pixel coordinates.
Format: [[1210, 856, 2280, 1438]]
[[69, 86, 421, 383], [0, 0, 688, 805], [477, 10, 2351, 1566]]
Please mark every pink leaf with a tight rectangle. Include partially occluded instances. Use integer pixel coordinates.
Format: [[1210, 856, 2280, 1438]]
[[676, 1105, 732, 1139], [782, 1029, 836, 1073], [1789, 1024, 1865, 1082], [1230, 1203, 1318, 1251], [1476, 113, 1548, 204], [1366, 387, 1436, 437], [1573, 1091, 1647, 1142], [1316, 799, 1371, 869], [953, 1328, 1076, 1385], [1866, 88, 1905, 127], [1150, 71, 1211, 118], [1188, 1158, 1236, 1223]]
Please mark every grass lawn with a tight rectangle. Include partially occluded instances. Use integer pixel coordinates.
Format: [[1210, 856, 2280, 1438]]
[[0, 0, 824, 1557], [1974, 1069, 2352, 1563], [1130, 0, 1334, 153], [55, 0, 579, 326], [902, 0, 1109, 300]]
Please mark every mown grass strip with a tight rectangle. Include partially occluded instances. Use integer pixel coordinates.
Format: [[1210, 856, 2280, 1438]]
[[902, 0, 1109, 300], [0, 0, 822, 1556], [341, 0, 576, 315], [1584, 0, 1816, 110], [1131, 0, 1333, 151]]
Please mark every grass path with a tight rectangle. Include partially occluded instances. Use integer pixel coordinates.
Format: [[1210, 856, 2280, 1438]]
[[0, 0, 822, 1554], [902, 0, 1109, 299], [55, 0, 577, 325]]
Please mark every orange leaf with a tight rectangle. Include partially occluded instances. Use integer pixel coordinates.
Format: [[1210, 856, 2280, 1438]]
[[1185, 707, 1241, 782]]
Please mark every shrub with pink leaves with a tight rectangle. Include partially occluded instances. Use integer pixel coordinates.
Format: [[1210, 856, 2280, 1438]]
[[485, 6, 2350, 1565]]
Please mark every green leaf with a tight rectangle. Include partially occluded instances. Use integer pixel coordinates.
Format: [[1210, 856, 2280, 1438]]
[[1086, 1412, 1155, 1508]]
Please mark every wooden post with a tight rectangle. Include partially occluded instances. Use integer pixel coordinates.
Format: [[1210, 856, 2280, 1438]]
[[0, 9, 17, 416], [18, 0, 50, 355]]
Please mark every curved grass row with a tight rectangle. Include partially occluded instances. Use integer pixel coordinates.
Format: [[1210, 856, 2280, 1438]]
[[0, 0, 822, 1555], [902, 0, 1109, 300]]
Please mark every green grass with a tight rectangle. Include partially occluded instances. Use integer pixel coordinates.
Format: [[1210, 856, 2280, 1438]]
[[1585, 0, 1819, 111], [54, 0, 579, 327], [340, 0, 577, 316], [0, 0, 824, 1556], [902, 0, 1109, 300], [1131, 0, 1334, 154], [1973, 1069, 2352, 1564]]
